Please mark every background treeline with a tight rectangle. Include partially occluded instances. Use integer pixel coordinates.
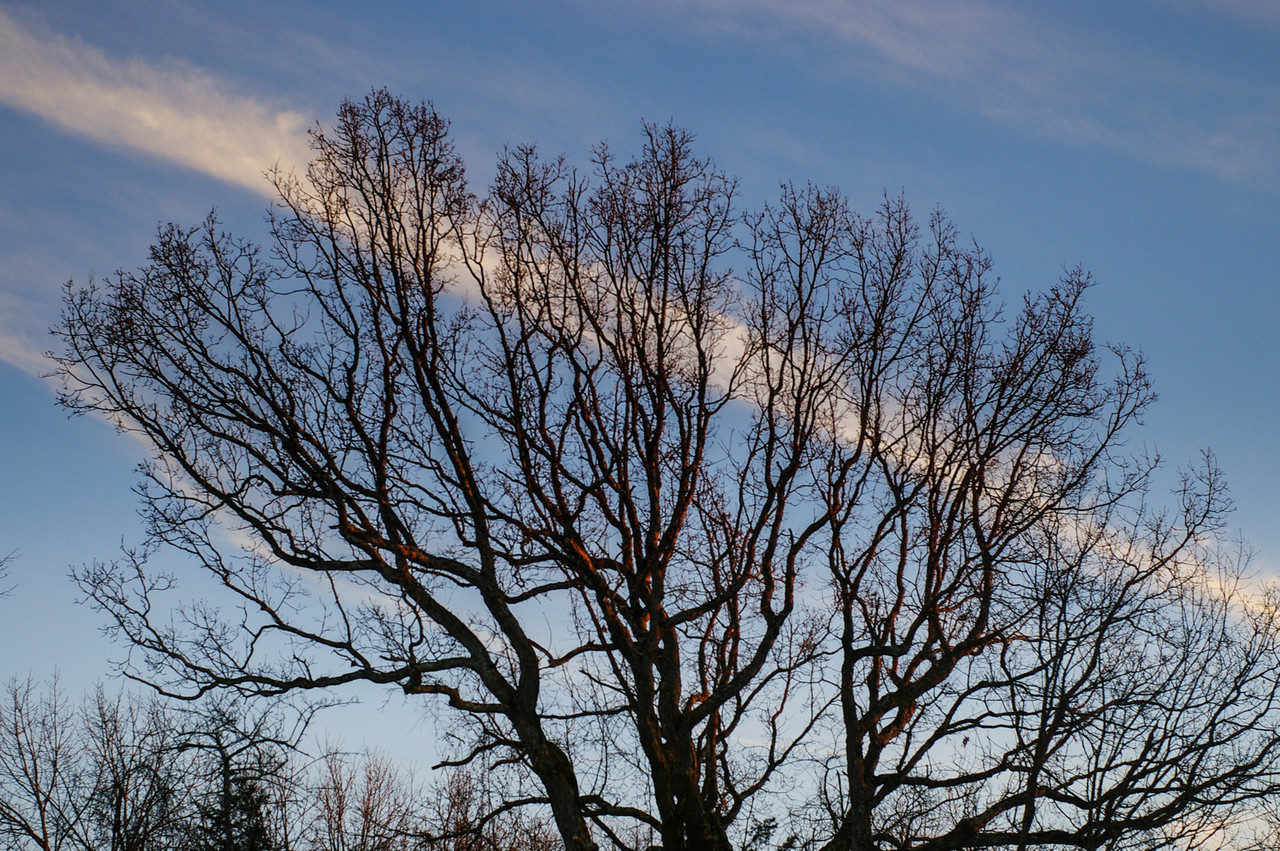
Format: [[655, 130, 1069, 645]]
[[0, 678, 560, 851]]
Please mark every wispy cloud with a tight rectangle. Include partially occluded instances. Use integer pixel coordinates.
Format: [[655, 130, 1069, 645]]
[[670, 0, 1280, 187], [0, 288, 53, 379], [0, 8, 311, 196]]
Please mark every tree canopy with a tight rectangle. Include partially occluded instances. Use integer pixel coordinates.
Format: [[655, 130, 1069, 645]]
[[52, 90, 1280, 851]]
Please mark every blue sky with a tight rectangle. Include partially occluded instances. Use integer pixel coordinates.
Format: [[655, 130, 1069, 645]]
[[2, 0, 1278, 758]]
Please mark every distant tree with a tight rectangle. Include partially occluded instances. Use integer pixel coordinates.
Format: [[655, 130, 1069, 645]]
[[414, 764, 559, 851], [306, 747, 419, 851], [176, 700, 300, 851], [191, 776, 273, 851], [0, 681, 300, 851], [257, 744, 313, 851], [82, 689, 190, 851], [0, 676, 89, 851], [52, 89, 1280, 850]]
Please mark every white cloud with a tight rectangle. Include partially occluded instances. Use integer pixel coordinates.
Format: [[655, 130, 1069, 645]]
[[0, 288, 52, 378], [0, 8, 311, 196], [0, 331, 47, 380]]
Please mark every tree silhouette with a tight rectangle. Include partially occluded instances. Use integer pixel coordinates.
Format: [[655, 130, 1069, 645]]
[[53, 90, 1280, 851]]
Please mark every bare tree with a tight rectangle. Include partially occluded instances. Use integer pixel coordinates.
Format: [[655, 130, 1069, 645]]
[[0, 679, 200, 851], [0, 676, 90, 851], [259, 745, 315, 851], [789, 197, 1280, 850], [81, 689, 191, 851], [306, 747, 420, 851], [52, 90, 1280, 850], [414, 765, 559, 851], [176, 699, 305, 851]]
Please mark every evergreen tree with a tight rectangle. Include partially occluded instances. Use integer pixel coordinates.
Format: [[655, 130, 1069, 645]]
[[188, 768, 275, 851]]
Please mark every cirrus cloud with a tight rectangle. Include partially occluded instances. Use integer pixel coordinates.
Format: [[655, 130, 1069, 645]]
[[0, 8, 311, 196]]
